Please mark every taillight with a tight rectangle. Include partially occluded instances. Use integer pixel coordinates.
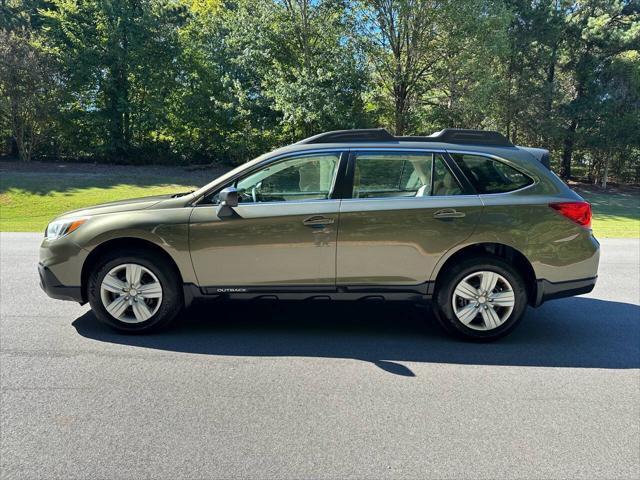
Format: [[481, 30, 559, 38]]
[[549, 201, 592, 229]]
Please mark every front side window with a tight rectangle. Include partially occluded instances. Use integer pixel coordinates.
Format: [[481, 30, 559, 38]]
[[216, 153, 340, 204], [353, 152, 463, 198], [450, 154, 533, 194]]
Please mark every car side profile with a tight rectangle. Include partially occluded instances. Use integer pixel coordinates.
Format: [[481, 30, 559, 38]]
[[39, 128, 599, 340]]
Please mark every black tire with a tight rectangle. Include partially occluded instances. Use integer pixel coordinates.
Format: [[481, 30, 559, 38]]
[[87, 250, 183, 333], [432, 255, 528, 341]]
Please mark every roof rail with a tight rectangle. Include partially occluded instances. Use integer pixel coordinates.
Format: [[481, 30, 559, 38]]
[[297, 128, 514, 147], [297, 128, 395, 144], [399, 129, 513, 147]]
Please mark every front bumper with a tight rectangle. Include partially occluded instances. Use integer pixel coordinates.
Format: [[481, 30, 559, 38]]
[[533, 276, 597, 307], [38, 263, 84, 303], [39, 233, 88, 303]]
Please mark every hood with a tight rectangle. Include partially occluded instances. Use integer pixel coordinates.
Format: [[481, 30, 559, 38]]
[[55, 194, 176, 220]]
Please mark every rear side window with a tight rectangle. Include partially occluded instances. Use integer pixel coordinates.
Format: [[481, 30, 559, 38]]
[[353, 153, 433, 199], [352, 152, 464, 199], [451, 154, 533, 194]]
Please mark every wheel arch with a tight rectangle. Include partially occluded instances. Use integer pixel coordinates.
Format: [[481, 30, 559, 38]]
[[80, 237, 184, 303], [432, 243, 537, 305]]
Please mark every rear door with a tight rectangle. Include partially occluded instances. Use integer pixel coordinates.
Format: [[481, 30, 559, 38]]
[[336, 149, 483, 287]]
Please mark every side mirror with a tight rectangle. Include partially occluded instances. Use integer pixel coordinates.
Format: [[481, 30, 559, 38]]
[[216, 187, 239, 218]]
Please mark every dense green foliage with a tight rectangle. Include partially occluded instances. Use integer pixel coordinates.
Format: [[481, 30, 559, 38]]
[[1, 0, 639, 184]]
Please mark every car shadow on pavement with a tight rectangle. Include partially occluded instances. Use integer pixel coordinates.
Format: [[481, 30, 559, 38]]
[[72, 296, 640, 376]]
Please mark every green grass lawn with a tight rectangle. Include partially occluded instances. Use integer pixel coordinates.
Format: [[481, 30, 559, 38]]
[[0, 163, 214, 232], [1, 162, 638, 238], [576, 187, 640, 239]]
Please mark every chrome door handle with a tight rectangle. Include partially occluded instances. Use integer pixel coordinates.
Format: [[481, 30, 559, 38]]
[[433, 209, 466, 219], [303, 215, 335, 226]]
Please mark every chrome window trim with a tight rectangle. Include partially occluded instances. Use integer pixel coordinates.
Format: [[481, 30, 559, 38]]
[[232, 198, 341, 208], [477, 181, 537, 196], [339, 193, 479, 205], [192, 148, 346, 206]]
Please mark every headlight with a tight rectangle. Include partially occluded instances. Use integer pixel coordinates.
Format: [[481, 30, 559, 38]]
[[45, 217, 90, 240]]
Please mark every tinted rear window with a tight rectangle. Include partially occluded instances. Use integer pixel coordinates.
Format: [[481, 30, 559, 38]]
[[451, 154, 533, 194]]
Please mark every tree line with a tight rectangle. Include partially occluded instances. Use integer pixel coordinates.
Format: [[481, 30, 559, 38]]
[[1, 0, 638, 184]]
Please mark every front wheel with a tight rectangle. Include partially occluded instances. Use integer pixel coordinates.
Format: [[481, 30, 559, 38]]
[[432, 256, 528, 341], [88, 251, 183, 333]]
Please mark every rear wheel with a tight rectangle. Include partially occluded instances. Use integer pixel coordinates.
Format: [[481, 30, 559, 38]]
[[88, 251, 183, 333], [433, 256, 528, 341]]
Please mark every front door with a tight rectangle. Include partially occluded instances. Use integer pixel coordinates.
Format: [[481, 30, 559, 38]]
[[337, 150, 483, 287], [189, 151, 343, 288]]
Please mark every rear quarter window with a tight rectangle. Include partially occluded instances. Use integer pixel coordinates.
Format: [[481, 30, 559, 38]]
[[451, 154, 533, 194]]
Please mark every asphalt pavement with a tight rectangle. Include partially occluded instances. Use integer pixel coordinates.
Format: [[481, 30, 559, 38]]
[[1, 233, 639, 479]]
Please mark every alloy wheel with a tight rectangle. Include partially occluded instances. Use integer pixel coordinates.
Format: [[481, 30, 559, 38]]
[[451, 270, 515, 331], [99, 263, 163, 324]]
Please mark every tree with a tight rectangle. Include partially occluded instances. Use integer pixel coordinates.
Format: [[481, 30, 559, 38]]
[[358, 0, 449, 135], [414, 0, 511, 133], [42, 0, 187, 160], [0, 28, 59, 161], [582, 50, 640, 187], [558, 0, 639, 179], [0, 0, 637, 181], [265, 0, 368, 138], [168, 0, 368, 163]]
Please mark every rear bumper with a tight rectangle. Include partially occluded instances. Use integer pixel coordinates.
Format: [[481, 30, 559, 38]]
[[38, 263, 84, 303], [534, 276, 597, 307]]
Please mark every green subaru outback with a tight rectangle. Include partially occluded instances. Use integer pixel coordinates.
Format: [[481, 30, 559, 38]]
[[39, 128, 599, 340]]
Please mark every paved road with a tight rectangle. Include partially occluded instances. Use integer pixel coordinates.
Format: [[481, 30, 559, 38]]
[[1, 233, 638, 479]]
